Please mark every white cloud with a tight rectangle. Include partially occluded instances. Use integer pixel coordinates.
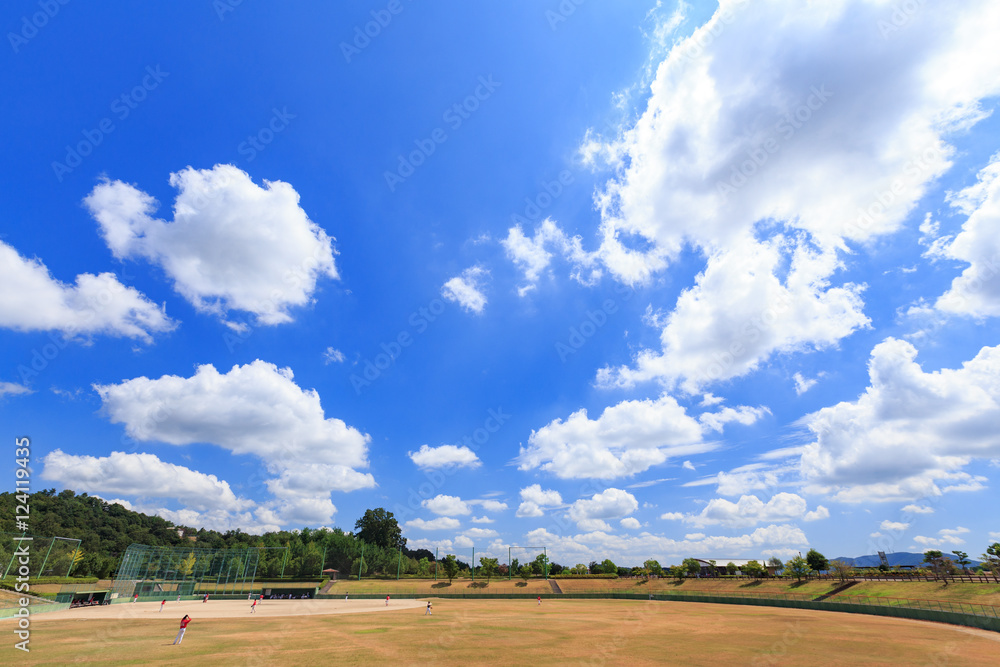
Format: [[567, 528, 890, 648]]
[[323, 347, 345, 364], [682, 461, 695, 471], [588, 0, 1000, 390], [699, 405, 770, 432], [522, 523, 808, 566], [935, 153, 1000, 316], [568, 488, 639, 528], [803, 506, 829, 522], [422, 494, 472, 516], [620, 517, 641, 530], [502, 218, 600, 294], [408, 444, 481, 469], [84, 165, 338, 325], [470, 516, 494, 524], [675, 493, 817, 529], [477, 500, 508, 513], [576, 519, 613, 532], [912, 527, 970, 548], [441, 266, 488, 314], [0, 240, 174, 342], [598, 237, 869, 393], [989, 531, 1000, 542], [92, 360, 373, 525], [463, 527, 499, 540], [516, 484, 562, 518], [880, 520, 910, 532], [793, 373, 818, 395], [41, 450, 249, 514], [660, 512, 683, 521], [902, 504, 934, 515], [686, 467, 783, 497], [798, 338, 1000, 503], [518, 393, 763, 479], [0, 382, 32, 398], [405, 517, 461, 531]]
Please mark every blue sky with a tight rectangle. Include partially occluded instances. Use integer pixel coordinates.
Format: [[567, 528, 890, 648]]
[[2, 0, 999, 566]]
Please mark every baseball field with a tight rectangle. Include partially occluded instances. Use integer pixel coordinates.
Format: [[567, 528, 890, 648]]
[[12, 596, 999, 666]]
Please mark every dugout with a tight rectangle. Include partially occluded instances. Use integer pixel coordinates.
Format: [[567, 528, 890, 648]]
[[58, 590, 109, 605]]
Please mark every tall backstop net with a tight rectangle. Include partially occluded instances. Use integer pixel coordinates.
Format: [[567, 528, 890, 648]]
[[1, 532, 82, 579], [111, 544, 288, 599]]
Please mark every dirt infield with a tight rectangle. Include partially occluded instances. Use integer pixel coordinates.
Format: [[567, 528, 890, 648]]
[[29, 597, 425, 621]]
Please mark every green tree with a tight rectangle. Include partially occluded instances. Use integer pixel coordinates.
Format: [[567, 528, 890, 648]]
[[643, 559, 662, 577], [417, 557, 431, 576], [439, 554, 459, 583], [571, 563, 588, 574], [982, 543, 1000, 579], [923, 550, 949, 581], [180, 552, 196, 576], [743, 560, 765, 578], [532, 553, 550, 577], [510, 558, 520, 575], [519, 564, 533, 583], [952, 550, 970, 573], [682, 558, 702, 577], [806, 549, 829, 574], [479, 557, 499, 584], [829, 559, 854, 582], [725, 562, 737, 575], [786, 555, 810, 581], [353, 508, 406, 550], [767, 556, 784, 575], [671, 565, 686, 580], [600, 558, 617, 575]]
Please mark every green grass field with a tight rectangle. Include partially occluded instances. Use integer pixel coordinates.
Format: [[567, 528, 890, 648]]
[[14, 598, 999, 666], [321, 576, 1000, 606]]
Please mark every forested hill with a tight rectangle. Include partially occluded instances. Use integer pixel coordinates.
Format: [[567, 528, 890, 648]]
[[0, 489, 429, 579]]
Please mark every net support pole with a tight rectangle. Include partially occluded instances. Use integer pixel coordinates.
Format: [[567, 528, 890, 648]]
[[65, 541, 82, 578], [38, 538, 57, 578]]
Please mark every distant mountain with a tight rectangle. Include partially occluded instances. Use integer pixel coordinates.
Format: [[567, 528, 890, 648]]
[[831, 552, 982, 568]]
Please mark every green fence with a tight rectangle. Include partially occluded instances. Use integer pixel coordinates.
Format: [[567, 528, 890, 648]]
[[111, 544, 290, 600]]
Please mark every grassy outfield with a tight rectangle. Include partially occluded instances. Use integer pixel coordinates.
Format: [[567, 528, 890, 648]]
[[321, 576, 1000, 606], [19, 598, 998, 666]]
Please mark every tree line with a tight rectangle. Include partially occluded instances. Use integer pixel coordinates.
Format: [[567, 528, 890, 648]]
[[3, 490, 998, 583]]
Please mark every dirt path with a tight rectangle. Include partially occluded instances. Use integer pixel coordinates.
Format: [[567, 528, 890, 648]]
[[548, 580, 563, 594], [26, 597, 425, 622]]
